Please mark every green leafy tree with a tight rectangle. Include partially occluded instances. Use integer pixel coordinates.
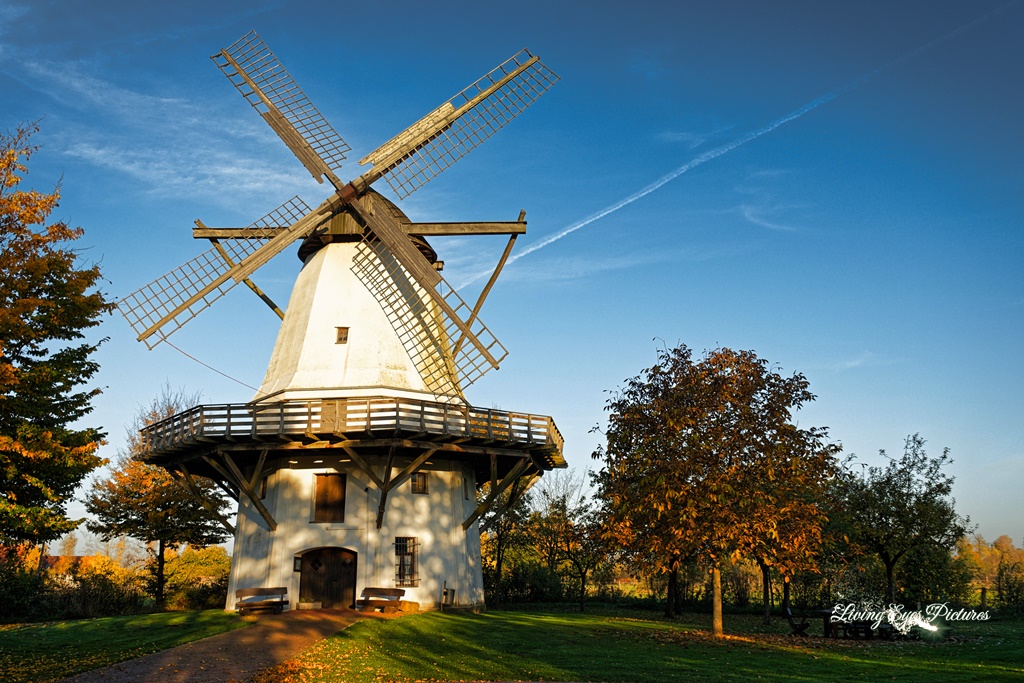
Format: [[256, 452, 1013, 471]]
[[1, 122, 111, 546], [558, 501, 608, 612], [594, 344, 840, 635], [529, 469, 609, 611], [165, 545, 232, 610], [86, 388, 230, 608], [839, 434, 970, 604]]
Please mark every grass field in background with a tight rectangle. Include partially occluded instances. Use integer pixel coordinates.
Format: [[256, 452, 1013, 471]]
[[255, 607, 1024, 683], [0, 610, 245, 683]]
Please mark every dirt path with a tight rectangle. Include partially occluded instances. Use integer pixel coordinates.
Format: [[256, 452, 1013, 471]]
[[62, 608, 390, 683]]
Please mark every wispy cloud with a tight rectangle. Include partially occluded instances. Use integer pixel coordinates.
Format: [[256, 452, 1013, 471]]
[[12, 57, 319, 210], [827, 351, 901, 372], [739, 204, 798, 232], [23, 60, 182, 115], [659, 124, 734, 150], [0, 2, 28, 36], [499, 251, 677, 283], [454, 244, 746, 288]]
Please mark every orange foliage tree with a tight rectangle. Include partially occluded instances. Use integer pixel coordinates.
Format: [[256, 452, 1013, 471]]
[[86, 388, 230, 608], [0, 122, 111, 546], [593, 345, 840, 635]]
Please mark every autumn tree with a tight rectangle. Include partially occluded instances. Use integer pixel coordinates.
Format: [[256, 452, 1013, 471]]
[[86, 387, 230, 608], [838, 434, 970, 604], [593, 344, 840, 635], [479, 482, 533, 607], [0, 122, 111, 546], [747, 426, 840, 624]]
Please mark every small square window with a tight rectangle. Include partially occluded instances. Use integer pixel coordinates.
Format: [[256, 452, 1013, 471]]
[[411, 472, 428, 495], [336, 327, 349, 344]]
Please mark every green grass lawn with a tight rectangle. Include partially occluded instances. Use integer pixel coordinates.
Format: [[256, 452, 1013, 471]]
[[0, 610, 246, 683], [256, 607, 1024, 683], [2, 607, 1020, 683]]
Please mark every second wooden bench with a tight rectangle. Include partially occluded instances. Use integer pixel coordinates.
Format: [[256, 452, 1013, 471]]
[[235, 586, 288, 615], [355, 587, 406, 613]]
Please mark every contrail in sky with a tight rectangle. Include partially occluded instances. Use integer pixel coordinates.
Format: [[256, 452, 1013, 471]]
[[460, 1, 1014, 286]]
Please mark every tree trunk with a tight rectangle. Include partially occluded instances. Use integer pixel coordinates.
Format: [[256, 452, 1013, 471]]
[[884, 560, 896, 604], [493, 539, 504, 607], [711, 566, 723, 637], [757, 558, 772, 625], [36, 543, 48, 574], [782, 575, 791, 610], [155, 538, 166, 609], [666, 563, 679, 618], [673, 570, 683, 615], [579, 569, 587, 613]]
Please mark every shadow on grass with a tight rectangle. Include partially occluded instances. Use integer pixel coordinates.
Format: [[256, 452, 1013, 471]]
[[0, 610, 245, 683], [255, 608, 1024, 683]]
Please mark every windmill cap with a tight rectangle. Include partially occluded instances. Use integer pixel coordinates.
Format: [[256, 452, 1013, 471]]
[[297, 190, 437, 264]]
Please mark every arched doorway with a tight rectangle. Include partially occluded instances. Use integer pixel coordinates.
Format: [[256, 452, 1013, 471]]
[[299, 547, 357, 609]]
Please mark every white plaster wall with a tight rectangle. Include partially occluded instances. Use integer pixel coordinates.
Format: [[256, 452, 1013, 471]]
[[226, 456, 485, 611], [255, 242, 439, 402]]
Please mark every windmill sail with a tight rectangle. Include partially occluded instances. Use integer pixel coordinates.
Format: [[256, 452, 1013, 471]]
[[118, 197, 311, 347], [359, 49, 559, 198], [213, 31, 350, 189], [347, 194, 506, 374], [352, 233, 508, 394]]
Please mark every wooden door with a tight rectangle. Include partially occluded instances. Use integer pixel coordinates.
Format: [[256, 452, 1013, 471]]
[[299, 548, 358, 608]]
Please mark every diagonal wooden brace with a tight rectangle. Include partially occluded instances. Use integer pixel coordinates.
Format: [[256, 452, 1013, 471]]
[[215, 450, 277, 532], [171, 466, 236, 535], [463, 457, 532, 530]]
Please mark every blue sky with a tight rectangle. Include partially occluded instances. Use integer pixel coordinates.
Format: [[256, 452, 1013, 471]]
[[2, 0, 1021, 544]]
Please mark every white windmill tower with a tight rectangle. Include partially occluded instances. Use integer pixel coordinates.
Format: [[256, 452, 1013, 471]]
[[119, 32, 564, 612]]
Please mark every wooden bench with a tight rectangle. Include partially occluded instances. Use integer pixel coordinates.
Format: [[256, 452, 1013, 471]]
[[355, 587, 405, 613], [784, 607, 811, 636], [235, 586, 288, 615]]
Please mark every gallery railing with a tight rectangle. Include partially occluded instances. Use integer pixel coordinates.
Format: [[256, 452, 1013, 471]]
[[139, 396, 563, 458]]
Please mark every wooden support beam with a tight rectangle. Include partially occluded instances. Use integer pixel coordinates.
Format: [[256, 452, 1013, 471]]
[[374, 447, 397, 530], [388, 448, 438, 493], [404, 221, 526, 236], [248, 449, 268, 491], [192, 220, 526, 240], [341, 446, 385, 490], [212, 437, 543, 459], [479, 472, 539, 534], [463, 458, 532, 530], [454, 232, 517, 357], [220, 451, 277, 532], [172, 466, 236, 534], [201, 456, 241, 501], [203, 222, 285, 320]]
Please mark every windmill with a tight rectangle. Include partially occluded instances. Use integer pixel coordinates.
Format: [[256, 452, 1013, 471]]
[[119, 31, 558, 399], [122, 32, 564, 612]]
